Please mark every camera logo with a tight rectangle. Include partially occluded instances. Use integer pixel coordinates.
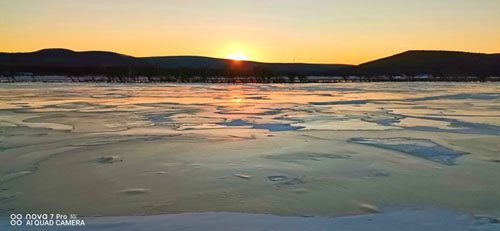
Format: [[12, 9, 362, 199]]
[[10, 214, 23, 226]]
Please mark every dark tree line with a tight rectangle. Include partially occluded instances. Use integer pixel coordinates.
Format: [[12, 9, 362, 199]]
[[0, 65, 313, 83], [1, 64, 498, 83]]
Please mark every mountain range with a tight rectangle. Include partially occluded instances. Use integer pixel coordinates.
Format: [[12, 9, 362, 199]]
[[1, 49, 499, 80]]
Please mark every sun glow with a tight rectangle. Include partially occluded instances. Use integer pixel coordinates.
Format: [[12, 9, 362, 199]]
[[230, 98, 242, 103], [225, 53, 249, 61]]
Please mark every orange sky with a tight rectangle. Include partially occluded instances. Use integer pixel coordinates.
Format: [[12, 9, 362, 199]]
[[1, 0, 499, 64]]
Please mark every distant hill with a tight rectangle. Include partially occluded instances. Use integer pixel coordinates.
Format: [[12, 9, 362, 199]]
[[0, 49, 350, 75], [356, 50, 500, 76], [1, 49, 499, 82], [144, 56, 351, 73], [0, 49, 148, 67]]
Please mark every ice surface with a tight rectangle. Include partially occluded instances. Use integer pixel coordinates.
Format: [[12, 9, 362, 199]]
[[218, 119, 305, 131], [310, 100, 371, 105], [349, 138, 467, 165], [0, 82, 499, 222], [1, 208, 498, 231]]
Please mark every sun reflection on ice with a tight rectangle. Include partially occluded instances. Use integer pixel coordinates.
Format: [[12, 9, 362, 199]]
[[231, 98, 242, 103]]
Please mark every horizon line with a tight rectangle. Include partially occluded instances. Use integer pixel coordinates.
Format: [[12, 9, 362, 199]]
[[2, 47, 499, 66]]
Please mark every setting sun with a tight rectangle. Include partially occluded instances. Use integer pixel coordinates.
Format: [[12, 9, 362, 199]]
[[225, 53, 249, 61]]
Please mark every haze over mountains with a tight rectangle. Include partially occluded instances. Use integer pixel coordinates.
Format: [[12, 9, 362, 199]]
[[1, 49, 499, 82]]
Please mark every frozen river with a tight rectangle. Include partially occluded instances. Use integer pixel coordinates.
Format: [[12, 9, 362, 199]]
[[0, 82, 499, 230]]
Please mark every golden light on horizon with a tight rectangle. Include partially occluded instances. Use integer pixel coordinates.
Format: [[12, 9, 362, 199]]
[[225, 53, 249, 61], [1, 1, 499, 64]]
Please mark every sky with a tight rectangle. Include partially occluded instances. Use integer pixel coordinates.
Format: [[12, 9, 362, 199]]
[[1, 0, 499, 64]]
